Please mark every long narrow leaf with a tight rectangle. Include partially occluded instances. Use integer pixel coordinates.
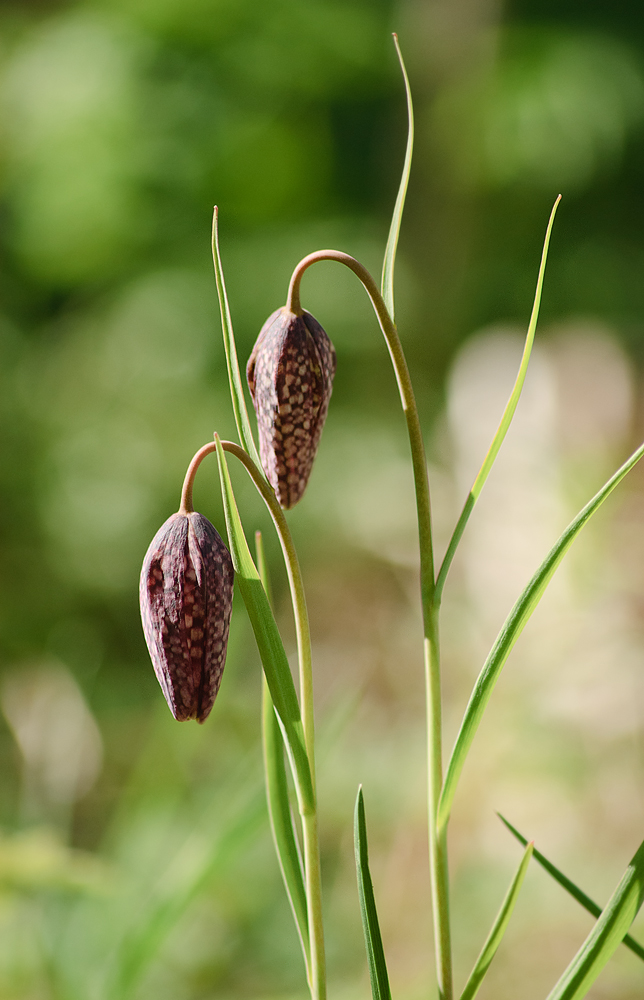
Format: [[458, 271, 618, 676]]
[[381, 33, 413, 323], [354, 787, 392, 1000], [214, 435, 314, 815], [255, 532, 310, 973], [211, 208, 262, 469], [438, 436, 644, 833], [254, 529, 273, 605], [459, 842, 533, 1000], [498, 814, 644, 962], [262, 685, 310, 969], [546, 838, 644, 1000], [435, 196, 561, 602]]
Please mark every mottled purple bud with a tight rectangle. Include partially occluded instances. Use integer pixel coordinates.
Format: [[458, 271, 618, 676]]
[[247, 307, 336, 509], [139, 511, 234, 723]]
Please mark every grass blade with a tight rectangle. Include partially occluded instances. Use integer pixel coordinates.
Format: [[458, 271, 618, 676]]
[[211, 207, 262, 469], [380, 33, 413, 323], [459, 841, 533, 1000], [498, 814, 644, 962], [546, 838, 644, 1000], [254, 529, 273, 605], [214, 435, 314, 815], [438, 436, 644, 834], [255, 531, 310, 974], [354, 787, 392, 1000], [262, 685, 311, 971], [435, 196, 561, 603]]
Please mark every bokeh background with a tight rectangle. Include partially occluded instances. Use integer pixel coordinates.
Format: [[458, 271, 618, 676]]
[[1, 0, 644, 997]]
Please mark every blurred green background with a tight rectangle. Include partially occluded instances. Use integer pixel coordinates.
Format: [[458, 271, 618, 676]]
[[2, 0, 644, 997]]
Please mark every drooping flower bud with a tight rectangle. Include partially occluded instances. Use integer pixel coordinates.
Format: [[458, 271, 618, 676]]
[[139, 511, 234, 723], [247, 307, 336, 509]]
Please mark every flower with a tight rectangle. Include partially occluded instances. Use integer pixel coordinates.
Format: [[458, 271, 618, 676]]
[[247, 307, 336, 509], [140, 511, 234, 723]]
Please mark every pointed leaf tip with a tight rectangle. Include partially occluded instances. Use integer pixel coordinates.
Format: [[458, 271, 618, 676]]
[[381, 33, 413, 322], [354, 787, 392, 1000]]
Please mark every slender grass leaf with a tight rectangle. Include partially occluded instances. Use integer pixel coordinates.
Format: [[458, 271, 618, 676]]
[[262, 684, 310, 971], [438, 436, 644, 833], [211, 208, 262, 469], [498, 814, 644, 962], [215, 435, 314, 815], [459, 842, 533, 1000], [435, 196, 561, 603], [255, 532, 310, 973], [381, 34, 413, 323], [354, 787, 392, 1000], [254, 530, 272, 604], [546, 838, 644, 1000]]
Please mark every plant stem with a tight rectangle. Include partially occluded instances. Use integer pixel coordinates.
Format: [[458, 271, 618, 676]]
[[427, 614, 452, 1000], [289, 253, 452, 1000], [287, 252, 434, 609], [179, 441, 217, 513], [221, 440, 326, 1000]]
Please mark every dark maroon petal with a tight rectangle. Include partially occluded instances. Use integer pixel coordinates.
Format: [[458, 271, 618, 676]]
[[246, 307, 336, 509], [139, 511, 234, 723]]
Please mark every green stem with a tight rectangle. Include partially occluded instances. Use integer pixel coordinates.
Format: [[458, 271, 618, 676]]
[[287, 252, 435, 616], [221, 441, 326, 1000], [179, 441, 215, 513], [427, 617, 451, 1000], [289, 255, 452, 999]]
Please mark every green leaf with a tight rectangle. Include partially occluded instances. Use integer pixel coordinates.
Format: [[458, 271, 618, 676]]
[[211, 207, 262, 469], [435, 196, 561, 603], [255, 531, 310, 973], [546, 838, 644, 1000], [262, 685, 310, 972], [354, 787, 392, 1000], [438, 436, 644, 834], [459, 842, 533, 1000], [380, 34, 413, 323], [214, 435, 314, 816], [254, 529, 272, 604], [498, 814, 644, 962]]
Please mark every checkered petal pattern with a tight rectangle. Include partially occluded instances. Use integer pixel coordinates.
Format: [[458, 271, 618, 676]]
[[247, 308, 336, 509], [140, 511, 234, 723]]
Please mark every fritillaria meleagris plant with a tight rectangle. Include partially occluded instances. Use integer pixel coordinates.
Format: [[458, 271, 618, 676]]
[[139, 449, 234, 724], [247, 306, 336, 509], [138, 30, 644, 1000]]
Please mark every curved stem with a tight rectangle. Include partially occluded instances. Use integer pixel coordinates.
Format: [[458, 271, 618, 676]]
[[287, 252, 435, 607], [179, 442, 217, 514], [288, 254, 451, 999], [178, 438, 325, 998], [221, 440, 325, 1000], [222, 442, 316, 784]]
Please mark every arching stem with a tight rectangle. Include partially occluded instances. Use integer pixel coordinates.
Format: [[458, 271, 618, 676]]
[[288, 254, 452, 1000], [179, 441, 217, 514], [220, 440, 325, 1000]]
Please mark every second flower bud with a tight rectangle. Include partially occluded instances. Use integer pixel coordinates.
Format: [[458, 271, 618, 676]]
[[247, 307, 336, 509]]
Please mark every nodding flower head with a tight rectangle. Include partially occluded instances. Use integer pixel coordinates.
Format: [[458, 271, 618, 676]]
[[247, 307, 336, 509], [140, 511, 234, 723]]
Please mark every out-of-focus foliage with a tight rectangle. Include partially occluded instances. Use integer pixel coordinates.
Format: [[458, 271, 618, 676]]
[[1, 0, 644, 997], [433, 30, 644, 191]]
